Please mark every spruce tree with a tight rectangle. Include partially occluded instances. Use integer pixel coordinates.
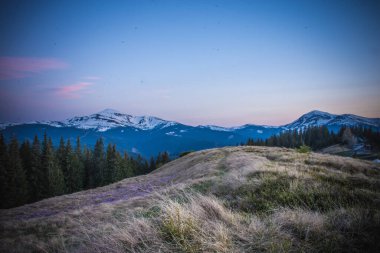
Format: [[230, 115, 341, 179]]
[[92, 138, 105, 187], [56, 137, 66, 177], [161, 151, 170, 165], [149, 156, 156, 173], [30, 135, 44, 201], [5, 137, 29, 208], [0, 134, 9, 208], [63, 138, 83, 193], [83, 146, 92, 189], [73, 136, 84, 191], [112, 149, 125, 182], [20, 140, 33, 203], [41, 135, 65, 197], [105, 144, 117, 184], [121, 152, 134, 178]]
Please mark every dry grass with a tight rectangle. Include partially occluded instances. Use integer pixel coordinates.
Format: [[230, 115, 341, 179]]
[[1, 146, 380, 252]]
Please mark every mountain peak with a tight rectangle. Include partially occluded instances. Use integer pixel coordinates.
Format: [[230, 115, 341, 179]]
[[97, 108, 121, 115], [308, 109, 326, 114], [304, 110, 333, 116], [283, 110, 380, 129], [62, 109, 177, 131]]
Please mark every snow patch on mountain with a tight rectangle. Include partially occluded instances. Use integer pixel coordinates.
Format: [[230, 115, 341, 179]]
[[63, 109, 178, 131], [283, 110, 380, 130], [202, 125, 233, 132], [165, 131, 181, 137]]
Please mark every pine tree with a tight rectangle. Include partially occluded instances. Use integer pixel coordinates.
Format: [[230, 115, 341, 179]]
[[105, 144, 118, 184], [62, 138, 83, 193], [64, 139, 73, 192], [161, 151, 170, 164], [92, 138, 105, 187], [112, 150, 125, 182], [48, 137, 65, 196], [20, 140, 33, 203], [73, 136, 84, 191], [30, 135, 44, 201], [149, 156, 157, 173], [41, 134, 65, 197], [56, 137, 66, 177], [83, 146, 92, 189], [155, 152, 162, 167], [4, 137, 29, 208], [0, 134, 9, 208], [120, 152, 134, 179]]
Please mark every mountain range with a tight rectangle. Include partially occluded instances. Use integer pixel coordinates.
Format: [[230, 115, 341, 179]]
[[1, 109, 379, 158]]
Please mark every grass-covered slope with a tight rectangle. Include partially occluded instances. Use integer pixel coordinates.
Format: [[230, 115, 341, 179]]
[[1, 146, 380, 252]]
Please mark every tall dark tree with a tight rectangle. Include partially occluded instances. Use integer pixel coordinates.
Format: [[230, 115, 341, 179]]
[[120, 152, 133, 179], [29, 135, 44, 201], [83, 146, 92, 189], [149, 156, 157, 173], [91, 138, 105, 187], [56, 137, 67, 182], [19, 140, 33, 202], [104, 143, 117, 185], [61, 138, 83, 193], [41, 134, 65, 197], [3, 137, 28, 208], [72, 136, 84, 191], [0, 134, 9, 208], [64, 139, 74, 192], [160, 151, 170, 166]]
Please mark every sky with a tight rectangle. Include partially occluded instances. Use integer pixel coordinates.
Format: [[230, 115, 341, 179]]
[[0, 0, 379, 126]]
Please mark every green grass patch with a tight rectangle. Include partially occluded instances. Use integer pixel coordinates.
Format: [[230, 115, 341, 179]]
[[296, 145, 311, 153], [224, 173, 379, 214], [135, 206, 161, 218], [190, 180, 213, 194]]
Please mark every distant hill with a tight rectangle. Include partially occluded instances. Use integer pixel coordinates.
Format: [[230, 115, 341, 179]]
[[1, 146, 379, 252], [1, 109, 379, 158]]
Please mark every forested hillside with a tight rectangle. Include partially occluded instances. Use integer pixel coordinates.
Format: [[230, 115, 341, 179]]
[[0, 133, 170, 209]]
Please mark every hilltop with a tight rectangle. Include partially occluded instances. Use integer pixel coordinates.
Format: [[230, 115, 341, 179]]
[[1, 146, 380, 252]]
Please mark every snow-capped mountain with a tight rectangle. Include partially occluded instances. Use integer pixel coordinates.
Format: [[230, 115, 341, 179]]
[[0, 109, 178, 132], [283, 110, 380, 130], [1, 109, 379, 158], [62, 109, 178, 131], [1, 109, 379, 132]]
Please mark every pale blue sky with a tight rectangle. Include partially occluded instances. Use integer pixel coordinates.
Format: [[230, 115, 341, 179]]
[[1, 0, 379, 126]]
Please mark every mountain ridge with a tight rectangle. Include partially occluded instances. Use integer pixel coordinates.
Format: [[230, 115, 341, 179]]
[[2, 109, 380, 132], [1, 109, 379, 158]]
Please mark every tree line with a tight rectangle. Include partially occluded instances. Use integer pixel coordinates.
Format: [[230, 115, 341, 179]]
[[245, 125, 380, 150], [0, 133, 170, 209]]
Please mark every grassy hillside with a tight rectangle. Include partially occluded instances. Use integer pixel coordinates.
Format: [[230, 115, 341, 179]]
[[1, 146, 380, 252]]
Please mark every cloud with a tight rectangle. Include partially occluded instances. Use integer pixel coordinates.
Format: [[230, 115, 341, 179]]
[[56, 82, 93, 99], [0, 57, 68, 80]]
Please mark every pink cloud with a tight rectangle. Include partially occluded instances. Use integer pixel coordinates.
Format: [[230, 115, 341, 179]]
[[0, 57, 68, 80], [56, 82, 93, 99]]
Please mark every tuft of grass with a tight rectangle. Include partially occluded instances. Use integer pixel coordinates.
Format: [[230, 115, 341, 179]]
[[297, 145, 312, 153], [190, 180, 213, 193], [161, 201, 201, 253], [135, 206, 161, 218]]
